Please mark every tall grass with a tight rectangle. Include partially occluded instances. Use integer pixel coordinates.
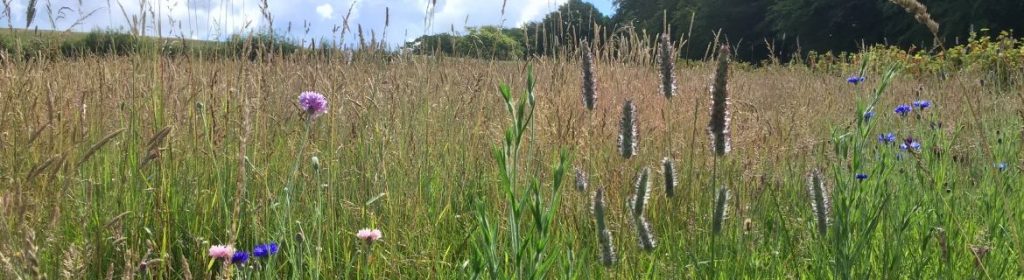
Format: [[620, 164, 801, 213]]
[[0, 33, 1021, 279]]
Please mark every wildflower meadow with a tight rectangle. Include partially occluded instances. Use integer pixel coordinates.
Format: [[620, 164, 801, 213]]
[[1, 0, 1024, 279]]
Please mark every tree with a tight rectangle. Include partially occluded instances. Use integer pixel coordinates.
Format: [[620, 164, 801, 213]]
[[526, 0, 611, 56]]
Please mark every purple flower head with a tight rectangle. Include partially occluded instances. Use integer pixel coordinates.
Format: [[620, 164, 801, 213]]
[[231, 251, 250, 264], [855, 173, 869, 181], [847, 75, 866, 85], [878, 133, 897, 144], [298, 91, 328, 119], [894, 104, 912, 117], [863, 110, 875, 122], [253, 243, 279, 258], [900, 137, 921, 151], [912, 100, 931, 110]]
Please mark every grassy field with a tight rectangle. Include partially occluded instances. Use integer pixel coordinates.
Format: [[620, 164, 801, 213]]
[[0, 43, 1022, 279]]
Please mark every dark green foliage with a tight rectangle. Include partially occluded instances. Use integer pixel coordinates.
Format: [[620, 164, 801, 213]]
[[407, 26, 524, 60], [1, 30, 302, 60], [613, 0, 1024, 62], [60, 31, 140, 57], [225, 33, 300, 61], [455, 26, 525, 60]]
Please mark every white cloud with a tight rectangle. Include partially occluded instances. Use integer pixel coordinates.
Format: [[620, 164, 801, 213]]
[[316, 3, 334, 20], [517, 0, 569, 26], [0, 0, 608, 46]]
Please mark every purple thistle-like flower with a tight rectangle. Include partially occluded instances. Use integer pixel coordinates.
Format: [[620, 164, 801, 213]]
[[253, 243, 279, 258], [878, 133, 897, 144], [847, 75, 866, 85], [855, 173, 869, 181], [231, 251, 250, 264], [912, 100, 931, 110], [298, 91, 328, 119], [894, 104, 912, 117]]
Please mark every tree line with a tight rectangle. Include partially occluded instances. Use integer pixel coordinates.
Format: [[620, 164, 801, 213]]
[[407, 0, 1024, 62]]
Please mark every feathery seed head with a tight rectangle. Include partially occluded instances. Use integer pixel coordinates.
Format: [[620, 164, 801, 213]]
[[581, 44, 598, 110], [630, 167, 651, 216], [662, 157, 677, 197], [659, 33, 676, 99], [618, 100, 638, 159], [575, 167, 588, 192], [592, 187, 616, 266], [635, 216, 656, 251], [807, 169, 832, 235], [712, 186, 730, 235], [708, 45, 732, 156]]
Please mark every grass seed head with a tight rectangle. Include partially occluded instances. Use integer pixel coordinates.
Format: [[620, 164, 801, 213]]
[[592, 187, 616, 266], [575, 167, 588, 192], [618, 99, 638, 159], [581, 43, 598, 111], [662, 157, 677, 197], [659, 33, 676, 99], [708, 45, 732, 156], [712, 186, 730, 235], [807, 169, 832, 235], [630, 167, 651, 216]]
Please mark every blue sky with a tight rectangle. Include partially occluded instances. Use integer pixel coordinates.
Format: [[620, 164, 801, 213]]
[[0, 0, 615, 47]]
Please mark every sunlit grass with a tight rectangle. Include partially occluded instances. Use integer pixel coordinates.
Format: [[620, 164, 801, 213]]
[[0, 47, 1020, 278]]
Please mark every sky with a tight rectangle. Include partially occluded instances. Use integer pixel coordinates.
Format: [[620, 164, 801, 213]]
[[0, 0, 615, 47]]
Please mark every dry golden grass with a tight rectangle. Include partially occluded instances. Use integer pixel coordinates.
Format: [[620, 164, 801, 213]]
[[0, 52, 1021, 278]]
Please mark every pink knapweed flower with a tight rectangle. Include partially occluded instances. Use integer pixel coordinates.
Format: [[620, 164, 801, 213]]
[[356, 228, 382, 243], [208, 245, 235, 259]]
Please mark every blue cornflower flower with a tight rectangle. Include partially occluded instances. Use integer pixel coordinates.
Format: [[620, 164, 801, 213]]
[[855, 173, 869, 181], [894, 104, 912, 117], [253, 243, 279, 258], [912, 100, 931, 110], [996, 162, 1007, 172], [863, 110, 875, 122], [900, 137, 921, 151], [231, 251, 250, 264], [878, 133, 897, 144], [847, 75, 866, 85]]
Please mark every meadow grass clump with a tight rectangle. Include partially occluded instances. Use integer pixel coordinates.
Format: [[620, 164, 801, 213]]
[[0, 30, 1021, 279]]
